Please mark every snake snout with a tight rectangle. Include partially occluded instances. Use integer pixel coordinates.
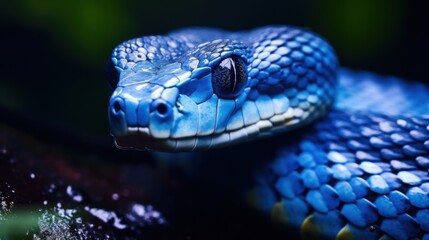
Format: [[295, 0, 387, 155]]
[[109, 93, 176, 141]]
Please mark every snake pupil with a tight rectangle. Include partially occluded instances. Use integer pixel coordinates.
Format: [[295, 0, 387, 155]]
[[212, 56, 247, 99]]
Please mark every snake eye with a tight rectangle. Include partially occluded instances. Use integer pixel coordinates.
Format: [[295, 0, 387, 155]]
[[105, 58, 120, 89], [211, 56, 247, 99]]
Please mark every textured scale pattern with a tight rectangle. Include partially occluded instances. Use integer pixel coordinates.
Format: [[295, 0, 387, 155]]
[[106, 26, 429, 239], [263, 111, 429, 239], [108, 26, 337, 151], [337, 69, 429, 115]]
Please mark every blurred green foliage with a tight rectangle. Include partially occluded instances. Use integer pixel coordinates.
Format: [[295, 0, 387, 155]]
[[3, 0, 136, 64], [0, 208, 40, 238], [313, 0, 404, 64]]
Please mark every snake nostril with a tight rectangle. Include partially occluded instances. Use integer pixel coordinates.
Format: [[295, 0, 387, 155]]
[[113, 101, 121, 113], [111, 98, 124, 114], [151, 99, 171, 117], [156, 103, 168, 115]]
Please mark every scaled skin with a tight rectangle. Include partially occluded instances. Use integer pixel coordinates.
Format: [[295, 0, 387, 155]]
[[107, 26, 429, 239], [107, 26, 337, 151]]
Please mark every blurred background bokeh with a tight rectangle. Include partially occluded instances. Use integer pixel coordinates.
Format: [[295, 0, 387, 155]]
[[1, 0, 428, 138]]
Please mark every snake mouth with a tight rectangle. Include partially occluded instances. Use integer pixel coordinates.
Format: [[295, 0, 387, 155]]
[[113, 106, 326, 152], [114, 126, 268, 152]]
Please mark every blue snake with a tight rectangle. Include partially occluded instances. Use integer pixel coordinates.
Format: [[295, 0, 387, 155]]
[[106, 26, 429, 239]]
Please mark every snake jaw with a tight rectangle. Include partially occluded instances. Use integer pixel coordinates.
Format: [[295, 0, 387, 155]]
[[112, 103, 326, 152]]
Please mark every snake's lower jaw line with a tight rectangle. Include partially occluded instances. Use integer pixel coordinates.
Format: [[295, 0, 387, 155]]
[[113, 127, 176, 152], [112, 109, 305, 152]]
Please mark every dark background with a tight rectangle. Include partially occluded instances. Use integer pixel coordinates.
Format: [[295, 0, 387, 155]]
[[1, 0, 428, 138]]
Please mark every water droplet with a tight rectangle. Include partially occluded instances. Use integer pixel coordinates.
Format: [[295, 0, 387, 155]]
[[132, 204, 146, 216], [130, 203, 166, 224], [86, 207, 127, 230], [66, 185, 83, 202], [43, 200, 48, 205], [66, 209, 76, 217], [111, 193, 119, 201], [1, 146, 8, 155], [48, 184, 56, 193]]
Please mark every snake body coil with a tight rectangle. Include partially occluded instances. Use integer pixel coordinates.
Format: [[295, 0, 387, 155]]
[[106, 26, 429, 239]]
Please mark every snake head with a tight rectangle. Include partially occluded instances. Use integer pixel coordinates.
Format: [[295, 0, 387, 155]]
[[106, 26, 338, 152]]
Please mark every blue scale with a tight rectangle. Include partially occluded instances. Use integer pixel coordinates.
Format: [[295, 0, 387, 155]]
[[106, 26, 429, 239]]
